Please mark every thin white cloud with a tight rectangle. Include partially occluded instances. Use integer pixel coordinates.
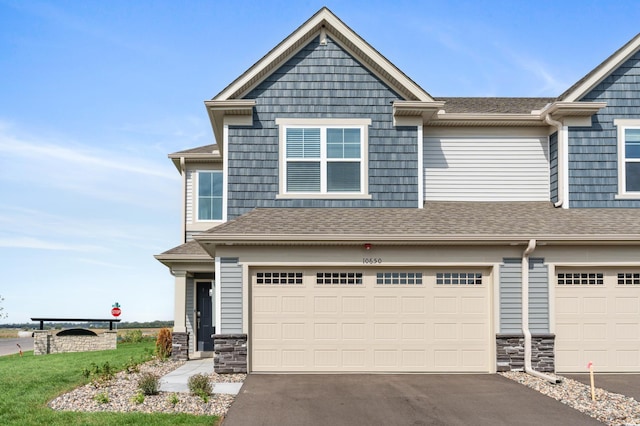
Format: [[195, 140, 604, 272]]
[[0, 236, 102, 251], [0, 130, 175, 180]]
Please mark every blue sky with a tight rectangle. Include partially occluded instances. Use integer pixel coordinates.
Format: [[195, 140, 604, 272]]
[[0, 0, 638, 324]]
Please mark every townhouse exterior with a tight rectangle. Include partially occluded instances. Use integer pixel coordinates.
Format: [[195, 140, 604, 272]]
[[156, 8, 640, 374]]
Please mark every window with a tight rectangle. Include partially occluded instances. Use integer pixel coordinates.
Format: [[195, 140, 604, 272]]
[[316, 272, 363, 285], [557, 272, 603, 285], [614, 119, 640, 197], [618, 272, 640, 285], [255, 272, 303, 285], [376, 272, 423, 285], [197, 171, 223, 220], [436, 272, 482, 285], [276, 118, 371, 198]]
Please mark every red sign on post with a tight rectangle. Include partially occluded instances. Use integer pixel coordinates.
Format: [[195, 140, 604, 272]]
[[111, 307, 121, 317]]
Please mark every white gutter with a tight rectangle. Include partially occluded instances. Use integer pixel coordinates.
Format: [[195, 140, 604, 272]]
[[544, 115, 568, 209], [522, 239, 561, 384]]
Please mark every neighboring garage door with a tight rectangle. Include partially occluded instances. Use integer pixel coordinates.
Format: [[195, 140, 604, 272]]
[[556, 269, 640, 372], [251, 268, 491, 372]]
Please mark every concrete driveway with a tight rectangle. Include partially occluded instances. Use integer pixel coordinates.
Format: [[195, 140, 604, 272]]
[[222, 374, 602, 426], [566, 374, 640, 401]]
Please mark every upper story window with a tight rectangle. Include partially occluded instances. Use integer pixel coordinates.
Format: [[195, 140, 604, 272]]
[[276, 118, 372, 199], [614, 119, 640, 198], [197, 171, 223, 221]]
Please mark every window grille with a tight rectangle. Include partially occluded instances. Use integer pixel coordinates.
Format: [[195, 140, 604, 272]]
[[557, 272, 603, 285], [436, 272, 482, 285], [316, 272, 363, 285], [376, 272, 422, 285], [618, 272, 640, 285], [255, 272, 303, 285]]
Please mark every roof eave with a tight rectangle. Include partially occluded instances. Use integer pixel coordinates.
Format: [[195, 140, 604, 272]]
[[428, 112, 547, 127], [204, 99, 256, 147], [195, 234, 640, 246], [542, 101, 608, 120]]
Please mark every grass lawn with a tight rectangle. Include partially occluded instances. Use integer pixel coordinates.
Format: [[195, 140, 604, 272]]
[[0, 341, 219, 425]]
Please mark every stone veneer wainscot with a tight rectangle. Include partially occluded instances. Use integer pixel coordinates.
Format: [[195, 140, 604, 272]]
[[213, 333, 247, 373], [496, 333, 555, 373]]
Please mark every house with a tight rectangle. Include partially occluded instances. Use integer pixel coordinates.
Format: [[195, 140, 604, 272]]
[[155, 7, 640, 374]]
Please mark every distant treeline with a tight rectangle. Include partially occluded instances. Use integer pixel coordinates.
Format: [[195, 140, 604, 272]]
[[0, 320, 174, 329]]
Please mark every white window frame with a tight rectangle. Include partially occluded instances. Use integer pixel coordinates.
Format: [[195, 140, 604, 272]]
[[275, 118, 372, 199], [196, 170, 224, 222], [614, 119, 640, 199]]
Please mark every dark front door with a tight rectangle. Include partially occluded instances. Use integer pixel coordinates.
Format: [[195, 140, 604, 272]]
[[196, 281, 214, 351]]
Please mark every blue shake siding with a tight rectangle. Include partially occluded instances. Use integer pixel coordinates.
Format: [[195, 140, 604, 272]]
[[226, 36, 418, 219], [569, 50, 640, 207]]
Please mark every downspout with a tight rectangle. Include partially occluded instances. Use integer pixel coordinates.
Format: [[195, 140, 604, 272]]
[[180, 157, 186, 242], [522, 239, 561, 383], [544, 115, 566, 208]]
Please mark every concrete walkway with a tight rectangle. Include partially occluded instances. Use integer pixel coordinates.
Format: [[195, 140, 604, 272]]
[[159, 358, 243, 395]]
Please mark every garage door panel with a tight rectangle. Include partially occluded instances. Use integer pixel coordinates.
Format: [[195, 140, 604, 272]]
[[342, 296, 366, 313], [252, 268, 491, 372], [616, 297, 639, 313], [282, 296, 306, 313], [616, 323, 640, 340], [556, 269, 640, 372], [434, 297, 457, 314]]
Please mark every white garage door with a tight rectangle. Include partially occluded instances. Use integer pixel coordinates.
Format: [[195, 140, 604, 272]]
[[251, 268, 491, 372], [556, 269, 640, 372]]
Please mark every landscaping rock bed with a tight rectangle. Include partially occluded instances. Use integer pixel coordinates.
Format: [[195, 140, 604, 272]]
[[501, 372, 640, 425], [49, 359, 245, 417]]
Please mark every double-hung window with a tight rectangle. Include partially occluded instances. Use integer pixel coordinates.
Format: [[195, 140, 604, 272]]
[[197, 171, 223, 220], [615, 119, 640, 197], [276, 118, 371, 198]]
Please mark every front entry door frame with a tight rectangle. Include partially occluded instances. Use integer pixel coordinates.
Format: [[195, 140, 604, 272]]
[[195, 280, 215, 352]]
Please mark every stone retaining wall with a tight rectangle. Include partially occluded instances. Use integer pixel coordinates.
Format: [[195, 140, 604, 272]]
[[496, 333, 555, 372], [34, 330, 117, 355], [213, 333, 247, 373]]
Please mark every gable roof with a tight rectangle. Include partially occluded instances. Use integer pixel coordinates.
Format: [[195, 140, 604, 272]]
[[213, 7, 433, 103], [195, 203, 640, 246], [558, 32, 640, 102]]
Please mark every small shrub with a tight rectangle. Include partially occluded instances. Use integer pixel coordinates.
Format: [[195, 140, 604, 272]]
[[82, 361, 115, 385], [156, 328, 172, 360], [187, 373, 212, 402], [125, 356, 141, 374], [167, 393, 179, 406], [138, 372, 160, 395], [121, 329, 143, 343], [94, 392, 109, 404], [130, 391, 145, 404]]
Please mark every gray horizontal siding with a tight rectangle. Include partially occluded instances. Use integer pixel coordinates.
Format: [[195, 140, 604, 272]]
[[500, 258, 549, 333], [220, 258, 242, 334], [226, 35, 418, 219], [569, 50, 640, 207]]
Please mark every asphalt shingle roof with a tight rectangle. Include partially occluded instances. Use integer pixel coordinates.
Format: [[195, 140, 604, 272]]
[[197, 202, 640, 242], [158, 240, 209, 257], [436, 98, 556, 114]]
